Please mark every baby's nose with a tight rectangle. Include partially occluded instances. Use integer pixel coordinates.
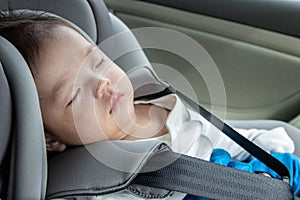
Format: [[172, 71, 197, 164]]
[[95, 77, 111, 99]]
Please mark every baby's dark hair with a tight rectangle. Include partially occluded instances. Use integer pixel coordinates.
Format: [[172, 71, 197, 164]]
[[0, 11, 72, 71]]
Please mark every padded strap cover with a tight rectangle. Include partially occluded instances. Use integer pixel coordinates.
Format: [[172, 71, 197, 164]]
[[46, 140, 167, 199]]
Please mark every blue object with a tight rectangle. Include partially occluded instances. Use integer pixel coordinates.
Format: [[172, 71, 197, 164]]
[[183, 195, 208, 200], [210, 148, 300, 196], [184, 149, 300, 199]]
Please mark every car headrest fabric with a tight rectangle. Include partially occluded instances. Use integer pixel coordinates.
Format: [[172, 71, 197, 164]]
[[0, 61, 11, 197], [0, 63, 11, 165], [0, 36, 47, 199]]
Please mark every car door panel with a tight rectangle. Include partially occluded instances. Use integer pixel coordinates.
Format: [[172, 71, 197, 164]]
[[104, 0, 300, 122]]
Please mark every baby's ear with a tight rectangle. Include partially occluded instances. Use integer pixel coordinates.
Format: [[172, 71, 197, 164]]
[[45, 133, 66, 152]]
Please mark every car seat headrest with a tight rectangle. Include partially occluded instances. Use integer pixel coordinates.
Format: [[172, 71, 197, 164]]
[[0, 49, 11, 198], [0, 36, 47, 199], [0, 0, 112, 45], [0, 60, 11, 168], [1, 9, 96, 44]]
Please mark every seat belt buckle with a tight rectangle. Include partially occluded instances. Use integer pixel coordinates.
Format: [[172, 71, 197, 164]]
[[282, 176, 290, 184]]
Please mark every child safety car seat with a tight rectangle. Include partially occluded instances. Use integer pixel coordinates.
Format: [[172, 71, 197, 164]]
[[0, 36, 47, 199], [0, 0, 300, 199]]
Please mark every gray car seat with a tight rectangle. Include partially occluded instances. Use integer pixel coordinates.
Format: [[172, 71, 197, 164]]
[[0, 36, 47, 199], [0, 38, 12, 198], [0, 0, 300, 199]]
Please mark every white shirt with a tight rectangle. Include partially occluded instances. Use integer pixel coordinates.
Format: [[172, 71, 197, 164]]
[[95, 94, 295, 200]]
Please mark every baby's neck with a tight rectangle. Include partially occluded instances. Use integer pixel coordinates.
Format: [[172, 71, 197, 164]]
[[123, 104, 169, 140]]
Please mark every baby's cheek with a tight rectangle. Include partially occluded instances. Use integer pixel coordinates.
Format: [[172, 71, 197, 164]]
[[71, 99, 102, 144]]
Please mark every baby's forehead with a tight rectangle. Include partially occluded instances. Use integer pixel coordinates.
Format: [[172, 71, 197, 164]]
[[33, 31, 95, 97]]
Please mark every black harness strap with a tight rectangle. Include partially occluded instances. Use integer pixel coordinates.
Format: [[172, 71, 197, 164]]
[[133, 149, 293, 200], [135, 86, 290, 182], [45, 140, 294, 199]]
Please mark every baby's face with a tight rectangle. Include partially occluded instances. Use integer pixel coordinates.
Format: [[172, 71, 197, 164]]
[[34, 25, 136, 145]]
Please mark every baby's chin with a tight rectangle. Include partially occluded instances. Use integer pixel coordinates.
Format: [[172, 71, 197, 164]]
[[111, 110, 136, 136], [113, 91, 135, 118]]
